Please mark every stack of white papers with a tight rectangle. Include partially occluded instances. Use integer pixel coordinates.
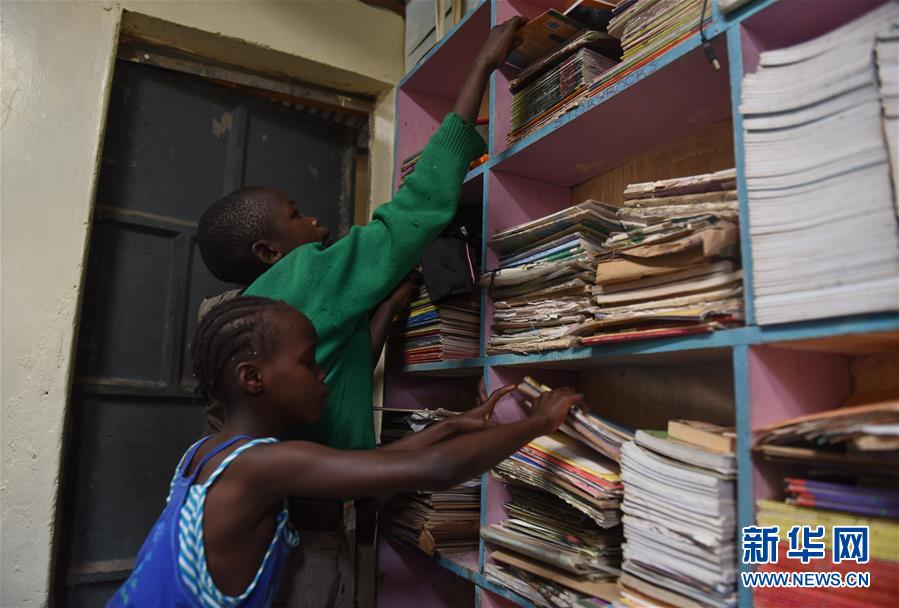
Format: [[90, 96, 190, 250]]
[[741, 2, 899, 325], [619, 438, 737, 607]]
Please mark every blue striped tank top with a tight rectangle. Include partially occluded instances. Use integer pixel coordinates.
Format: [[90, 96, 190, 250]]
[[108, 435, 299, 608]]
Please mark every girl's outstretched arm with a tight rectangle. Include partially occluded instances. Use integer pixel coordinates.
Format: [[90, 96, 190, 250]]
[[235, 388, 582, 503], [380, 383, 516, 451]]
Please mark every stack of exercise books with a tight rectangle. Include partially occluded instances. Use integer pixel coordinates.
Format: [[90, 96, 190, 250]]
[[389, 284, 479, 365], [380, 478, 481, 556], [582, 168, 744, 344], [483, 201, 622, 354], [619, 419, 738, 608], [752, 396, 899, 607], [741, 2, 899, 325], [508, 0, 713, 142], [484, 431, 624, 606], [377, 406, 481, 556], [484, 482, 621, 606], [754, 397, 899, 469], [510, 48, 618, 140], [877, 19, 899, 203]]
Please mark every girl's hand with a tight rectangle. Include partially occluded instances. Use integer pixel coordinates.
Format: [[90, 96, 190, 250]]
[[477, 17, 527, 72], [453, 382, 516, 433], [530, 388, 583, 434]]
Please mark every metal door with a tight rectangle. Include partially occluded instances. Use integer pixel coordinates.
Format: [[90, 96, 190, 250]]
[[56, 59, 362, 606]]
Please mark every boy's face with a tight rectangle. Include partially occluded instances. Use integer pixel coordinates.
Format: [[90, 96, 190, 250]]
[[258, 306, 330, 427], [262, 189, 331, 259]]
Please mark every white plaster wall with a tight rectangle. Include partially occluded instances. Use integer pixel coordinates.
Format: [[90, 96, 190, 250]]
[[0, 2, 402, 605]]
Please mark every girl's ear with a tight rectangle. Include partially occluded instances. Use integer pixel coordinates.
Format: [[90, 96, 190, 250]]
[[236, 361, 264, 395], [251, 240, 284, 266]]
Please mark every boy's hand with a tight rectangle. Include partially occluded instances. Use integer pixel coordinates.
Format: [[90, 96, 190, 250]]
[[452, 383, 516, 433], [477, 17, 528, 72], [453, 16, 527, 122], [529, 388, 582, 434]]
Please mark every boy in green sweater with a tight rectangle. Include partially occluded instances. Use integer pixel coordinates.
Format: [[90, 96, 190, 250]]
[[197, 18, 525, 450]]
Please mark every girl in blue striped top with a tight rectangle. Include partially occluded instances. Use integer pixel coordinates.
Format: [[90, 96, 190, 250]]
[[108, 296, 582, 607]]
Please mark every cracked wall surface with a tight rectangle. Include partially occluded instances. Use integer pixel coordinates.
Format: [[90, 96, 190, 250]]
[[0, 2, 401, 605]]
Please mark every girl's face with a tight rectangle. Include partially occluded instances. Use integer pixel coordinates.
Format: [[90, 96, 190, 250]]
[[258, 307, 330, 427]]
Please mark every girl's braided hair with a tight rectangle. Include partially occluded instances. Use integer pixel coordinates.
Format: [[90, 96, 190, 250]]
[[191, 295, 283, 403]]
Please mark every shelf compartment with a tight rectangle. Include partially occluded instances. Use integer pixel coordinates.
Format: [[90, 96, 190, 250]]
[[490, 28, 731, 185], [377, 536, 477, 607]]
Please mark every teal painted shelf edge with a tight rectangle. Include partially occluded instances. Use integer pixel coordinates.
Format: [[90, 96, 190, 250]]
[[389, 313, 899, 374]]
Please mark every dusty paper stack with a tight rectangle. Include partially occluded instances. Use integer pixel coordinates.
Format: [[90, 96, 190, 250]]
[[582, 168, 744, 345], [377, 407, 481, 556], [741, 2, 899, 325], [389, 284, 480, 365], [619, 422, 738, 608], [483, 201, 622, 354], [483, 432, 624, 606], [379, 478, 481, 556]]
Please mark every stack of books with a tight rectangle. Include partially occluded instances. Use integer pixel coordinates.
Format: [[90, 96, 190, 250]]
[[508, 0, 713, 142], [753, 397, 899, 607], [379, 478, 481, 557], [483, 201, 622, 354], [619, 420, 738, 608], [741, 2, 899, 325], [509, 48, 618, 141], [484, 432, 624, 606], [389, 285, 480, 365], [377, 406, 481, 556], [877, 19, 899, 205], [582, 168, 744, 345]]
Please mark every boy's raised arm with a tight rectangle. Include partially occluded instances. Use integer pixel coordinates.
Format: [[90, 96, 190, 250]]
[[251, 19, 525, 330]]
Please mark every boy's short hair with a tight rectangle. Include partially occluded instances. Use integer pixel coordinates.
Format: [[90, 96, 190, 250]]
[[198, 187, 277, 285]]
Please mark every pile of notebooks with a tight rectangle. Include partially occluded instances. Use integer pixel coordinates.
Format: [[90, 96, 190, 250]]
[[507, 0, 714, 142], [379, 478, 481, 556], [484, 169, 743, 354], [510, 48, 618, 139], [377, 406, 482, 556], [741, 3, 899, 325], [619, 419, 738, 608], [754, 397, 899, 469], [583, 168, 744, 345], [483, 200, 622, 354], [389, 284, 479, 365], [484, 430, 624, 606], [753, 396, 899, 607]]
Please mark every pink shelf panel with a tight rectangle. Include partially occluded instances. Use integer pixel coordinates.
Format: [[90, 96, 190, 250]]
[[402, 2, 492, 100], [377, 538, 474, 608], [383, 374, 481, 411], [740, 0, 888, 74], [747, 345, 851, 502], [394, 91, 454, 191]]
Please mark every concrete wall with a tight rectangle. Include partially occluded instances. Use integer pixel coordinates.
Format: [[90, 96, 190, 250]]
[[0, 2, 402, 605]]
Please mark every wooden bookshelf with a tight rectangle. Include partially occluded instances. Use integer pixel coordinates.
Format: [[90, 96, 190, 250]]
[[380, 1, 899, 607]]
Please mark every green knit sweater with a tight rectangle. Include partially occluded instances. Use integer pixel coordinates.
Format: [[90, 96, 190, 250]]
[[245, 113, 486, 449]]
